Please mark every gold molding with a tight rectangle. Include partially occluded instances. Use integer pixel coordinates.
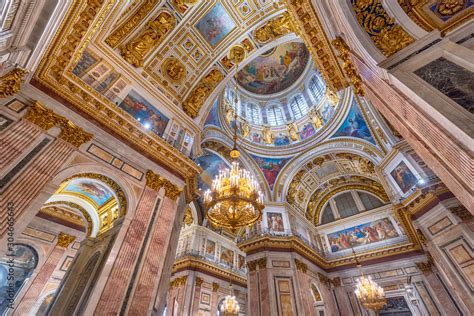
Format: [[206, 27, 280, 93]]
[[42, 201, 93, 236], [284, 0, 347, 92], [254, 12, 296, 44], [170, 275, 187, 288], [146, 170, 182, 201], [182, 68, 223, 118], [0, 67, 28, 98], [295, 258, 308, 273], [332, 37, 365, 96], [57, 232, 76, 248], [32, 0, 201, 180], [24, 102, 93, 147]]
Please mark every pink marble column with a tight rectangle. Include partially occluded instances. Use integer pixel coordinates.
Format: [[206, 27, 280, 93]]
[[333, 285, 352, 316], [295, 270, 315, 316], [94, 186, 159, 313], [14, 232, 75, 314], [0, 140, 75, 236], [0, 119, 42, 170], [128, 196, 179, 314], [422, 270, 462, 315], [247, 267, 260, 315], [191, 277, 203, 315], [210, 283, 219, 316], [257, 260, 271, 316]]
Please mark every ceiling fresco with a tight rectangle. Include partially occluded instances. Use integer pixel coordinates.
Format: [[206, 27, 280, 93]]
[[236, 41, 309, 95], [59, 179, 115, 207]]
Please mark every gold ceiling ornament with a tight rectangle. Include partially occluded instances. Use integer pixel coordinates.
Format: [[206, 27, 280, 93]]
[[172, 0, 199, 14], [204, 48, 264, 232], [121, 11, 176, 67], [397, 0, 433, 32], [57, 232, 76, 248], [332, 37, 365, 96], [254, 12, 296, 44], [183, 206, 193, 225], [146, 170, 182, 200], [162, 57, 186, 83], [105, 0, 161, 48], [182, 69, 224, 118], [0, 67, 28, 98], [350, 0, 414, 56], [353, 248, 387, 312], [284, 0, 347, 92]]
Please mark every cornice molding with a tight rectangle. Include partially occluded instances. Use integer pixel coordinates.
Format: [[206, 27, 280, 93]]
[[146, 170, 182, 201]]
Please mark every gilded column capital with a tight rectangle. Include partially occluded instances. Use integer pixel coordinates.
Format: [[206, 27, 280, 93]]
[[24, 102, 64, 130], [416, 260, 433, 273], [0, 67, 28, 98], [58, 121, 93, 147], [212, 282, 219, 292], [332, 36, 365, 96], [294, 258, 308, 273], [256, 258, 267, 269], [247, 260, 257, 272], [450, 206, 472, 222], [57, 232, 76, 248], [331, 277, 341, 287], [195, 277, 204, 287], [318, 272, 330, 286], [146, 170, 182, 200]]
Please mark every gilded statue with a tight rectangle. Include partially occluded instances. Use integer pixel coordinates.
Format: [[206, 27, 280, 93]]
[[287, 122, 299, 141], [309, 108, 323, 129], [254, 12, 295, 44], [225, 106, 234, 124], [326, 89, 339, 106], [183, 207, 193, 225], [240, 120, 250, 137], [228, 44, 246, 64], [262, 126, 273, 144], [162, 57, 185, 82], [121, 12, 176, 67], [438, 0, 465, 15]]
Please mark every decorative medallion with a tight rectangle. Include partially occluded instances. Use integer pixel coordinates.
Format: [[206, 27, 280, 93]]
[[162, 57, 186, 83]]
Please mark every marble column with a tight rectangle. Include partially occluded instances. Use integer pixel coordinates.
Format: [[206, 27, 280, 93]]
[[191, 277, 203, 315], [256, 258, 271, 316], [332, 278, 352, 316], [247, 261, 260, 315], [294, 260, 315, 316], [210, 282, 219, 316], [0, 119, 42, 170], [14, 232, 75, 314], [0, 139, 76, 236], [94, 186, 160, 313]]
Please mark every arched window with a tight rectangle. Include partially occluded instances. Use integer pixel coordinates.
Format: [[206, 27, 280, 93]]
[[266, 105, 285, 126], [334, 192, 358, 218], [246, 103, 261, 124], [308, 73, 325, 104], [289, 94, 308, 120], [358, 192, 384, 210], [320, 203, 335, 224]]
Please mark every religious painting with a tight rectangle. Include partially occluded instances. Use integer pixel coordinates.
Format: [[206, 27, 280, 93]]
[[95, 72, 119, 94], [390, 161, 418, 194], [251, 155, 291, 190], [238, 254, 246, 269], [205, 239, 216, 258], [119, 90, 169, 136], [300, 122, 316, 140], [195, 3, 236, 47], [332, 99, 375, 144], [204, 99, 221, 127], [267, 212, 285, 232], [61, 179, 114, 207], [237, 42, 309, 95], [195, 150, 229, 191], [274, 133, 290, 146], [72, 50, 98, 77], [251, 132, 262, 144], [327, 217, 399, 253], [320, 102, 335, 123], [220, 246, 234, 267]]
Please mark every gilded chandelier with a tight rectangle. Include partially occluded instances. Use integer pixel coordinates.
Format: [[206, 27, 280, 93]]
[[203, 45, 264, 231], [353, 248, 386, 312], [220, 284, 240, 316]]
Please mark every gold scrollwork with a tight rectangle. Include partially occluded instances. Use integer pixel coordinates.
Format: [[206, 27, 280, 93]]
[[183, 206, 193, 225], [182, 69, 223, 118], [146, 170, 182, 200], [57, 232, 76, 248], [254, 12, 296, 44], [351, 0, 414, 56], [294, 258, 308, 273], [332, 37, 365, 96], [121, 11, 176, 67], [162, 57, 185, 83], [0, 67, 28, 98]]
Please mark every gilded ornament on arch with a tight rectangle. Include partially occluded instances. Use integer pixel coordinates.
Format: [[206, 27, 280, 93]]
[[120, 11, 176, 67], [0, 67, 28, 98], [172, 0, 199, 14], [332, 36, 365, 96], [183, 69, 224, 118], [254, 12, 296, 44], [162, 57, 185, 83], [228, 44, 247, 65], [59, 121, 93, 147]]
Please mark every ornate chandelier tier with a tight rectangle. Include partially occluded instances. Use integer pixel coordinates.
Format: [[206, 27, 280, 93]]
[[204, 45, 264, 231], [352, 248, 387, 312], [220, 284, 240, 316]]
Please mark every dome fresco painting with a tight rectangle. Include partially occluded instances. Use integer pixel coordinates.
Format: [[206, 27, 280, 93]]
[[236, 42, 310, 95]]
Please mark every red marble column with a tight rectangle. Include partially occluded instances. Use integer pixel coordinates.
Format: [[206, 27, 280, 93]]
[[0, 140, 75, 236], [128, 196, 179, 314], [257, 259, 271, 316], [422, 269, 462, 315], [94, 186, 159, 313], [247, 265, 260, 315], [191, 277, 203, 315], [14, 232, 75, 314], [210, 282, 219, 316], [0, 119, 42, 170], [295, 269, 315, 316]]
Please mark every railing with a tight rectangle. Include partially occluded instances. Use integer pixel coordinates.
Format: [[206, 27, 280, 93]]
[[174, 249, 247, 276]]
